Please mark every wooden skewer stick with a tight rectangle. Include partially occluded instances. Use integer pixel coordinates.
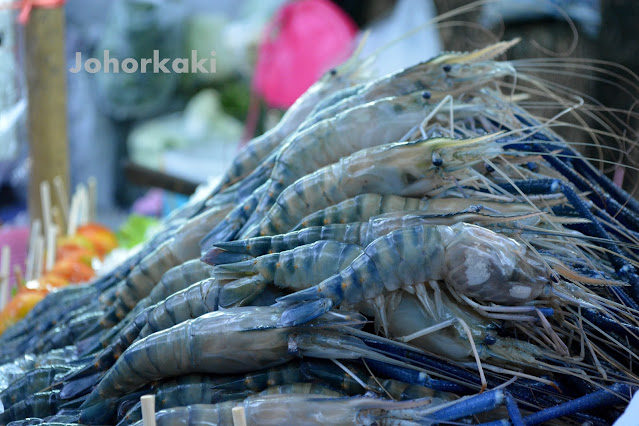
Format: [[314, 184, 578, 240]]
[[232, 406, 247, 426], [53, 175, 69, 226], [88, 176, 97, 223], [14, 265, 24, 289], [140, 394, 156, 426], [26, 219, 41, 281], [1, 246, 10, 310], [81, 185, 89, 226], [34, 235, 44, 278], [40, 181, 53, 242], [45, 225, 58, 271], [68, 192, 79, 236], [52, 205, 64, 232], [75, 184, 88, 227]]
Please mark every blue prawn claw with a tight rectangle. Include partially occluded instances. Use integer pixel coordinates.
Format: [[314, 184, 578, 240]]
[[279, 298, 334, 326], [428, 389, 505, 422]]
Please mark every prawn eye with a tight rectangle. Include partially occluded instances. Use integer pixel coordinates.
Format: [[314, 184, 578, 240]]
[[442, 64, 452, 72], [432, 152, 443, 167], [329, 68, 337, 76], [421, 91, 432, 100]]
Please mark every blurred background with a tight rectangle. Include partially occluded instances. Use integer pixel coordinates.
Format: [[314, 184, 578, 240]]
[[0, 0, 634, 230]]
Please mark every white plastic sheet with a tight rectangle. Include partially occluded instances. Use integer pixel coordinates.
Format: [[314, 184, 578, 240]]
[[614, 390, 639, 426], [356, 0, 442, 79]]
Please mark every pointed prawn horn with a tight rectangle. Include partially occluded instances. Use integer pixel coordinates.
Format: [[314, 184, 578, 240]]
[[434, 38, 521, 65]]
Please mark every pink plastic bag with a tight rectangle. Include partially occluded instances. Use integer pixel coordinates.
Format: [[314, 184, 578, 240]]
[[0, 226, 28, 291], [253, 0, 357, 109]]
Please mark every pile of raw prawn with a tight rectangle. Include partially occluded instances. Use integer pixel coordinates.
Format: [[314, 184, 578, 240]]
[[1, 38, 639, 425]]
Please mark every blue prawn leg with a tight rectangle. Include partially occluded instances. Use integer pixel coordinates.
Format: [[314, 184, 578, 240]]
[[498, 178, 639, 305], [426, 389, 505, 422], [478, 383, 632, 426], [506, 108, 639, 216]]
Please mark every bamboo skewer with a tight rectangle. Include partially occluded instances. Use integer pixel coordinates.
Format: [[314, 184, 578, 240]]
[[34, 235, 44, 279], [1, 246, 10, 310], [14, 265, 24, 289], [26, 220, 41, 281], [232, 406, 247, 426], [40, 181, 53, 242], [81, 186, 89, 226], [52, 205, 64, 232], [45, 226, 57, 271], [53, 175, 69, 227], [74, 183, 88, 228], [141, 395, 156, 426], [88, 176, 97, 223], [40, 181, 56, 273], [68, 192, 79, 237]]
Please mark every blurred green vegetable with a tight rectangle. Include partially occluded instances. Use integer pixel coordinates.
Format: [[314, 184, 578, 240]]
[[116, 214, 160, 248]]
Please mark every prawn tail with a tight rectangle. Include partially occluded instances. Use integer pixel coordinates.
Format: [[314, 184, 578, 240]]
[[200, 218, 242, 253], [237, 210, 265, 239], [77, 318, 108, 341], [60, 371, 104, 400], [210, 238, 264, 254], [219, 275, 269, 308], [279, 298, 334, 327], [58, 395, 87, 411], [78, 390, 147, 425], [201, 247, 254, 266], [77, 399, 117, 425], [277, 274, 349, 326], [59, 361, 98, 387], [200, 185, 265, 252], [233, 162, 272, 201], [97, 306, 122, 329], [75, 332, 107, 357], [214, 258, 260, 279]]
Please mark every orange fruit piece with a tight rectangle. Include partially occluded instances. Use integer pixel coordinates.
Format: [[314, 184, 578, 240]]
[[77, 223, 118, 259]]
